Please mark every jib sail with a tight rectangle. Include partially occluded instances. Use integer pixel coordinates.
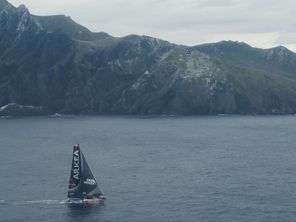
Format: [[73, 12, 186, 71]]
[[80, 152, 104, 198], [67, 144, 104, 200]]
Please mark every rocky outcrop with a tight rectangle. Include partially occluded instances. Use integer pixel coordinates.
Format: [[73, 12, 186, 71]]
[[0, 103, 47, 116]]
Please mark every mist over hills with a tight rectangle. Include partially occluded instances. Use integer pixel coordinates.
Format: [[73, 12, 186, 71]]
[[1, 0, 296, 116]]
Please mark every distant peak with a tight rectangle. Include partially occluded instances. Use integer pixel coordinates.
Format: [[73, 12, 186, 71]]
[[34, 14, 76, 24], [268, 45, 293, 55], [196, 40, 252, 50], [264, 45, 294, 61], [18, 4, 27, 10], [272, 45, 289, 51], [218, 40, 251, 47]]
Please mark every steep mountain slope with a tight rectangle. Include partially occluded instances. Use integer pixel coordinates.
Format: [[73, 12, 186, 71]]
[[0, 0, 75, 112], [33, 15, 110, 41], [1, 0, 296, 115], [194, 41, 296, 78]]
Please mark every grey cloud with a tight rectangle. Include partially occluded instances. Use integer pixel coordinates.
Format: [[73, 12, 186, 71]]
[[196, 0, 239, 8], [276, 32, 296, 44]]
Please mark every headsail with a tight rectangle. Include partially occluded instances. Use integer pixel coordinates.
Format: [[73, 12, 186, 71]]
[[80, 152, 104, 198], [67, 144, 104, 200]]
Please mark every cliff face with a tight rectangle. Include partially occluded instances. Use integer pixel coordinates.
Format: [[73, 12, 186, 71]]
[[1, 0, 296, 115], [0, 0, 75, 112]]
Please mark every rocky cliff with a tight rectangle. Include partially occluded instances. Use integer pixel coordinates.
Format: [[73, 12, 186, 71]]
[[1, 0, 296, 115]]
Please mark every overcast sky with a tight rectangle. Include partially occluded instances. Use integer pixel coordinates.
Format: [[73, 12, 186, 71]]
[[9, 0, 296, 51]]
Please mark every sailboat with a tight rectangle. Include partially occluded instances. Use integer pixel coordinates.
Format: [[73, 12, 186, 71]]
[[67, 144, 106, 204]]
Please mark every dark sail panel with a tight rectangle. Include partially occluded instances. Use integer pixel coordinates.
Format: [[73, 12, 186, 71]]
[[80, 152, 104, 198], [67, 144, 82, 199]]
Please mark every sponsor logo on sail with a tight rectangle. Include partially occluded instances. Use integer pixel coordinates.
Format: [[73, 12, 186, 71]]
[[73, 150, 80, 180], [84, 178, 96, 185]]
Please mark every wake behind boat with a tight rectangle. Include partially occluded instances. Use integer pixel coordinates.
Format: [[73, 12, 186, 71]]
[[67, 144, 106, 204]]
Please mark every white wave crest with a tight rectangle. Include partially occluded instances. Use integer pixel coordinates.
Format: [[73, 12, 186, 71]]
[[25, 200, 67, 205]]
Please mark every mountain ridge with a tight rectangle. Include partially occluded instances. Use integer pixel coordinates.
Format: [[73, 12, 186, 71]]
[[1, 1, 296, 115]]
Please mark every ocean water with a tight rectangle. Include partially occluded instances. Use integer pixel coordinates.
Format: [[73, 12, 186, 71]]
[[1, 115, 296, 222]]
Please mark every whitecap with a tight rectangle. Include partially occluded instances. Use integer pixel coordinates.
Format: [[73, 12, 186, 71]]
[[25, 200, 66, 205]]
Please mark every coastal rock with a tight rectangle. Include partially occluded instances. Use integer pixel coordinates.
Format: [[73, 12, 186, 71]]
[[0, 103, 46, 116]]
